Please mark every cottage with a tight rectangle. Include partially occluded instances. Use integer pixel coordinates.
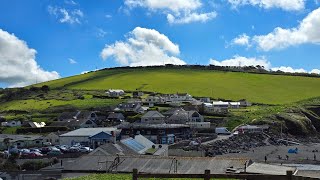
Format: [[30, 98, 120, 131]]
[[141, 111, 165, 124], [162, 107, 185, 117], [107, 113, 125, 123], [145, 95, 165, 104], [106, 89, 125, 97], [116, 103, 144, 113], [1, 120, 21, 127], [118, 123, 191, 144], [203, 103, 228, 114], [59, 127, 119, 147], [199, 97, 211, 103], [212, 101, 230, 108], [167, 110, 204, 124], [229, 102, 241, 109], [162, 93, 193, 103]]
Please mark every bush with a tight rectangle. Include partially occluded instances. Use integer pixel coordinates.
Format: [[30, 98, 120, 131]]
[[21, 160, 50, 171]]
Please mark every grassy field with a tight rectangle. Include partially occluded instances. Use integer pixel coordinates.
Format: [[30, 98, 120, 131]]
[[0, 98, 122, 112], [36, 68, 320, 105]]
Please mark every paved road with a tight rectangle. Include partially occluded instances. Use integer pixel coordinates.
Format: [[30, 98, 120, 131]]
[[202, 134, 233, 145]]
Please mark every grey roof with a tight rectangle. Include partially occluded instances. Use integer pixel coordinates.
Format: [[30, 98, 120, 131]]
[[107, 113, 124, 119], [50, 118, 95, 128], [162, 107, 185, 116], [60, 127, 118, 137], [63, 155, 249, 174], [118, 123, 189, 129], [168, 110, 199, 120], [141, 111, 165, 118], [92, 142, 138, 156], [0, 134, 43, 142]]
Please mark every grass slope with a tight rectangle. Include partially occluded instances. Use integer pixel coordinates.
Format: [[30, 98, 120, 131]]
[[38, 68, 320, 105]]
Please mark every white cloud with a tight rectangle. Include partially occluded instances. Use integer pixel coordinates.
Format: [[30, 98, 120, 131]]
[[48, 6, 84, 24], [0, 29, 60, 87], [105, 14, 112, 19], [100, 27, 186, 66], [271, 66, 307, 73], [209, 55, 319, 74], [232, 33, 250, 46], [64, 0, 77, 5], [167, 11, 217, 24], [68, 58, 77, 64], [234, 8, 320, 51], [96, 28, 107, 38], [311, 69, 320, 74], [124, 0, 217, 24], [227, 0, 305, 11], [210, 55, 271, 69]]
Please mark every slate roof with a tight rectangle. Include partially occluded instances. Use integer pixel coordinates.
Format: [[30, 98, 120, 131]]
[[107, 113, 124, 119], [60, 127, 118, 137], [141, 111, 165, 118], [50, 118, 94, 128], [162, 107, 185, 116], [118, 123, 189, 129], [92, 142, 138, 156]]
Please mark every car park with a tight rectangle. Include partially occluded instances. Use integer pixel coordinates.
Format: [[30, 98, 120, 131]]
[[79, 147, 93, 153], [47, 150, 63, 156]]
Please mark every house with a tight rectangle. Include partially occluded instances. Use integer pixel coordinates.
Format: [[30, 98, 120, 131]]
[[167, 110, 204, 124], [133, 91, 144, 98], [0, 134, 44, 150], [44, 131, 68, 145], [106, 89, 125, 97], [116, 103, 144, 113], [141, 111, 165, 124], [59, 127, 119, 147], [162, 107, 185, 117], [229, 102, 240, 109], [50, 118, 97, 130], [1, 120, 21, 127], [118, 123, 191, 144], [58, 111, 99, 122], [107, 113, 125, 123], [162, 93, 193, 103], [203, 103, 228, 114], [23, 121, 46, 128], [212, 101, 230, 108], [145, 95, 165, 104]]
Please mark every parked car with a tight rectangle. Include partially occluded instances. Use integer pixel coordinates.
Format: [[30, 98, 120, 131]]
[[68, 147, 80, 153], [30, 148, 41, 153], [25, 152, 43, 158], [40, 147, 51, 154], [79, 147, 93, 153], [47, 150, 63, 156]]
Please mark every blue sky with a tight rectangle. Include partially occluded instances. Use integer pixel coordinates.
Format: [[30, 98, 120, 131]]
[[0, 0, 319, 87]]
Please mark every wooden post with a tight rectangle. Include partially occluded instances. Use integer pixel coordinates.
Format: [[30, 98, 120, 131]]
[[286, 170, 293, 180], [133, 168, 138, 180], [204, 169, 210, 180]]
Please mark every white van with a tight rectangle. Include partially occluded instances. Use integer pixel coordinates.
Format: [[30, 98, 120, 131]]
[[215, 127, 231, 135]]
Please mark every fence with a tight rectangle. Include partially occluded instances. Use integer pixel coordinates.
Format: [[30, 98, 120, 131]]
[[132, 169, 318, 180]]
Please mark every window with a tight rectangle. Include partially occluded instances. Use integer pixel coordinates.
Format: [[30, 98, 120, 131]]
[[36, 141, 40, 144], [158, 130, 165, 135]]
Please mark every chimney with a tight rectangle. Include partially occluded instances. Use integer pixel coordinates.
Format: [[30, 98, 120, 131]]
[[111, 131, 116, 144]]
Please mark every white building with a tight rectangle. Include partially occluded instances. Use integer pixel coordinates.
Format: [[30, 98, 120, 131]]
[[162, 93, 193, 103], [106, 89, 125, 97]]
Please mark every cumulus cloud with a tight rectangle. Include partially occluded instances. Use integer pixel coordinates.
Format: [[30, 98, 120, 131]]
[[210, 55, 271, 69], [271, 66, 307, 73], [100, 27, 186, 66], [68, 58, 77, 64], [233, 8, 320, 51], [227, 0, 305, 11], [0, 29, 60, 87], [231, 33, 250, 46], [209, 55, 320, 74], [124, 0, 217, 24], [48, 6, 84, 24]]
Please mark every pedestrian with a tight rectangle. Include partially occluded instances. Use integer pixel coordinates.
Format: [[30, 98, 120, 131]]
[[264, 156, 267, 163], [286, 155, 289, 160], [314, 154, 316, 161]]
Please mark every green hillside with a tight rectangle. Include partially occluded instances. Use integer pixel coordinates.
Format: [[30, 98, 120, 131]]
[[38, 67, 320, 105]]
